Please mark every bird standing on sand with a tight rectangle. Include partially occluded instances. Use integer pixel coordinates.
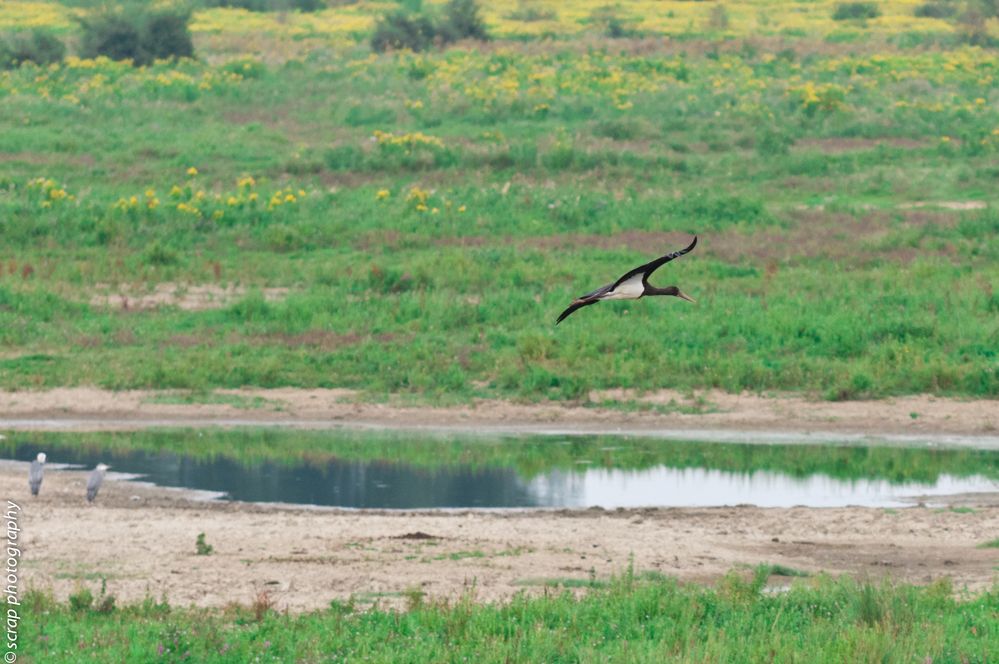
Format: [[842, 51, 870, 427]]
[[556, 237, 698, 325], [87, 463, 109, 503], [29, 452, 46, 496]]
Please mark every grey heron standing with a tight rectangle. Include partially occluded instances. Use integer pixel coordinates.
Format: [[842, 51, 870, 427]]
[[87, 463, 109, 503], [29, 452, 46, 496]]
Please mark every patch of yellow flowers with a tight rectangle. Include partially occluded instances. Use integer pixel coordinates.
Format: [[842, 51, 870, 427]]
[[103, 175, 307, 221], [372, 130, 445, 153], [27, 177, 73, 208], [0, 56, 257, 105]]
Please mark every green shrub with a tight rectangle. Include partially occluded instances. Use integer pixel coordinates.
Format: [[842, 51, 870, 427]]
[[68, 586, 94, 612], [439, 0, 490, 42], [914, 1, 958, 18], [832, 2, 882, 20], [77, 3, 194, 66], [0, 29, 66, 69], [370, 11, 437, 52], [370, 0, 487, 52], [196, 532, 214, 556]]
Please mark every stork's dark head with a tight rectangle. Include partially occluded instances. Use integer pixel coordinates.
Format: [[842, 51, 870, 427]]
[[648, 285, 696, 303]]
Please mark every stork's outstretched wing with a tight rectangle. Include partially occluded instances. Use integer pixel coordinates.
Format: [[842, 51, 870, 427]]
[[556, 297, 598, 325], [610, 236, 697, 290]]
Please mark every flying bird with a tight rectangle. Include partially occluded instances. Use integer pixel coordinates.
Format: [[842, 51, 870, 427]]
[[556, 236, 698, 325], [29, 452, 46, 496], [87, 463, 110, 503]]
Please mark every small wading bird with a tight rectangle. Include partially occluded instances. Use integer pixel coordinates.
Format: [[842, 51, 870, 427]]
[[29, 452, 46, 496], [556, 236, 698, 325], [87, 463, 109, 503]]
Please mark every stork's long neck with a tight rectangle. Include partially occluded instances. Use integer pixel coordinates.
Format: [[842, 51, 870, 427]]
[[645, 285, 680, 297]]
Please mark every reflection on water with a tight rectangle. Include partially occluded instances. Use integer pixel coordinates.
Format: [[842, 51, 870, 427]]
[[530, 467, 998, 508], [3, 432, 998, 509]]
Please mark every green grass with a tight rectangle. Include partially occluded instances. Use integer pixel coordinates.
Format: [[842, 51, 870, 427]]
[[0, 41, 997, 403], [978, 538, 999, 549], [21, 572, 998, 662]]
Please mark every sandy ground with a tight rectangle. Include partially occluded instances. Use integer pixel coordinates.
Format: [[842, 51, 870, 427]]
[[1, 388, 997, 443], [8, 463, 998, 613], [4, 389, 997, 612]]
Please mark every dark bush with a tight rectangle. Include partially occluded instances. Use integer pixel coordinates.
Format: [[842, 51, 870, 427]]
[[370, 11, 437, 52], [369, 0, 487, 52], [439, 0, 490, 42], [0, 30, 66, 69], [832, 2, 882, 20], [143, 11, 195, 62], [78, 4, 193, 66], [914, 1, 957, 18], [206, 0, 323, 12]]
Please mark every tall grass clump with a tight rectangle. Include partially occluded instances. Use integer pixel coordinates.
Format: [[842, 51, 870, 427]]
[[77, 3, 194, 66], [0, 30, 66, 69], [832, 2, 882, 20]]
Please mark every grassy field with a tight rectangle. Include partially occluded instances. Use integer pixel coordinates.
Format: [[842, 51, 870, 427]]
[[1, 3, 998, 403], [21, 571, 999, 662], [4, 3, 999, 657]]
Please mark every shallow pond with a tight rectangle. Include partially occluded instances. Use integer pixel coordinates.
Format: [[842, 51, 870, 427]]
[[4, 429, 998, 509]]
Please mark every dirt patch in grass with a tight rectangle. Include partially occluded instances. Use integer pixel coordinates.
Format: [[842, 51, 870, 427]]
[[245, 331, 398, 350], [434, 207, 965, 264], [9, 462, 997, 612], [899, 201, 987, 211], [794, 137, 929, 154], [0, 151, 96, 167], [89, 283, 290, 311]]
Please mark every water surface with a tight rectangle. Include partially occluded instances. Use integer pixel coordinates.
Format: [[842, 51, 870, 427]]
[[4, 429, 997, 509]]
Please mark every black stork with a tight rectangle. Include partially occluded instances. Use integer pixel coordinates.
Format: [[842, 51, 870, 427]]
[[556, 236, 697, 325]]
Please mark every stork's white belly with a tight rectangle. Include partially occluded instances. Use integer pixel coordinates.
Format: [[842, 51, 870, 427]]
[[604, 275, 644, 300]]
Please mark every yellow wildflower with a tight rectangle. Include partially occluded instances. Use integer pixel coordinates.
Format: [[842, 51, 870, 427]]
[[187, 167, 198, 176]]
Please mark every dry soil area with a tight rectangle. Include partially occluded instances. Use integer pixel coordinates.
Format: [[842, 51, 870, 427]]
[[1, 388, 997, 442], [8, 464, 998, 613]]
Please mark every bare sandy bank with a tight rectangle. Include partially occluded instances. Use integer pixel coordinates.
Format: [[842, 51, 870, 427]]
[[0, 388, 997, 446], [7, 464, 998, 613]]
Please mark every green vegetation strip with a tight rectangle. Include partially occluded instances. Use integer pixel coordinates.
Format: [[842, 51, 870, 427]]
[[23, 573, 998, 662]]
